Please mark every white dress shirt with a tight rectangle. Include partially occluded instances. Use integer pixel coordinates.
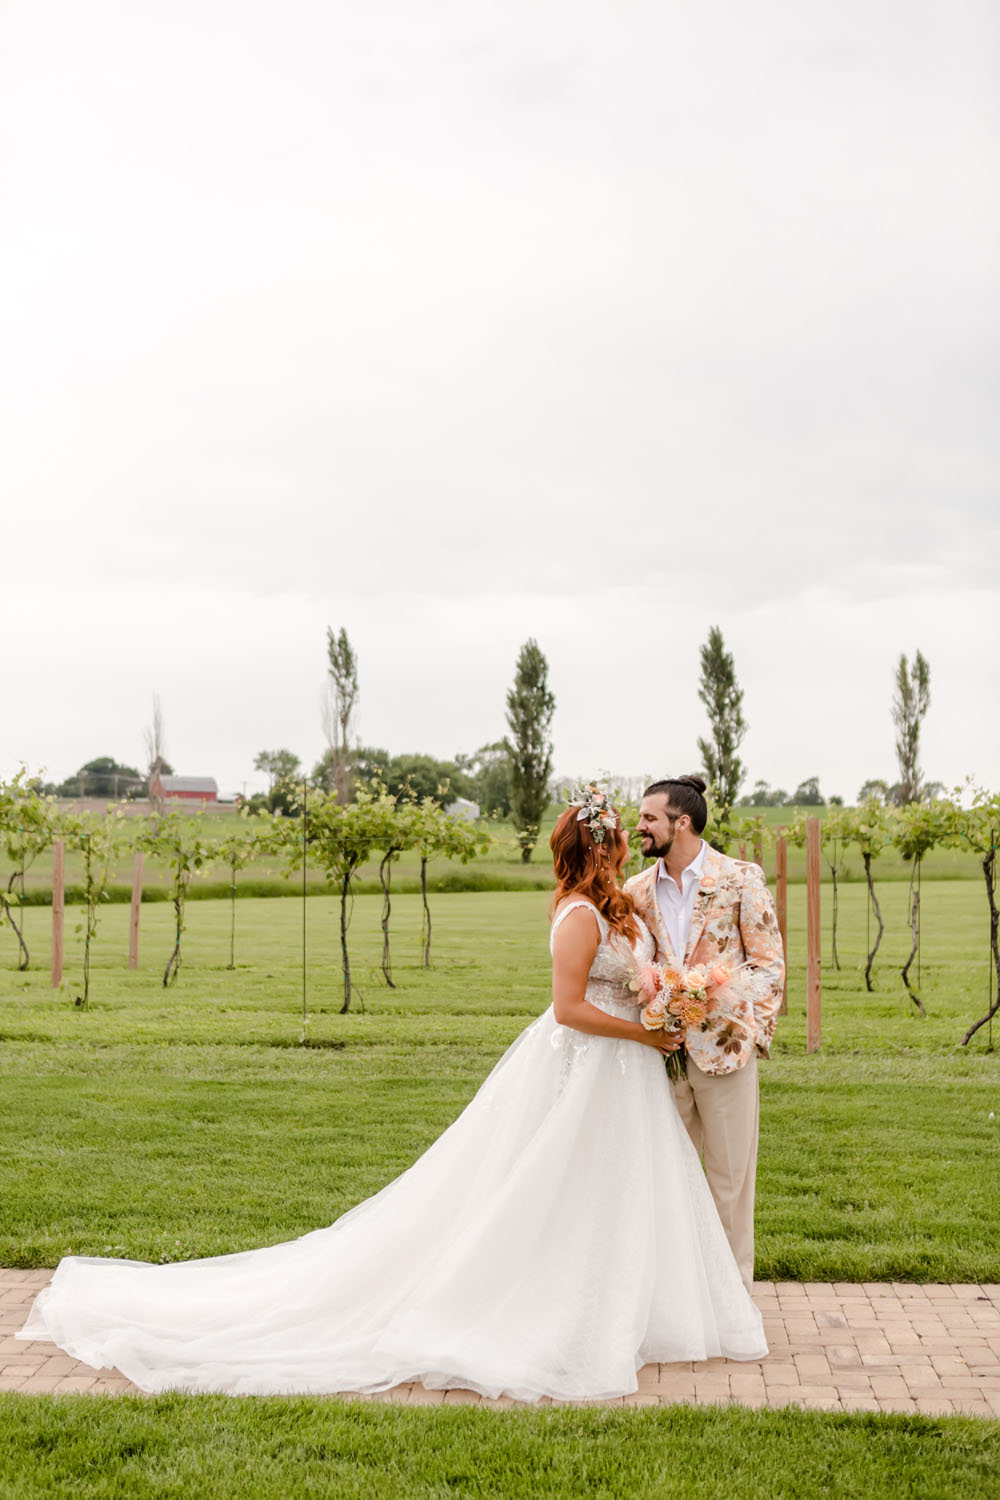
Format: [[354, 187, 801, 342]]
[[656, 840, 707, 963]]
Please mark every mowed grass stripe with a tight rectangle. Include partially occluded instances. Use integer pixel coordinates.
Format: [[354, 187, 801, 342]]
[[2, 882, 999, 1039], [0, 1396, 997, 1500]]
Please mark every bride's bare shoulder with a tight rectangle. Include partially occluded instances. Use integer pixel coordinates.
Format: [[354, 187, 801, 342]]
[[552, 894, 596, 914], [550, 900, 605, 947], [551, 896, 602, 922]]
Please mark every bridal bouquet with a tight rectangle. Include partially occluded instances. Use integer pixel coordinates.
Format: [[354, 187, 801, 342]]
[[628, 960, 758, 1080]]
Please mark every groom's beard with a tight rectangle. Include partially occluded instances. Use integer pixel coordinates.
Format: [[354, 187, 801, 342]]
[[641, 835, 673, 861]]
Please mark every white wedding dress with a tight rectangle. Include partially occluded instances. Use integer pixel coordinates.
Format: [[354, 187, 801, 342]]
[[19, 902, 766, 1400]]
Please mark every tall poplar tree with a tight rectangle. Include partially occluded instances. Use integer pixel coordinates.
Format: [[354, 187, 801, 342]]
[[322, 627, 359, 802], [504, 638, 555, 863], [143, 692, 168, 809], [696, 626, 747, 820], [892, 650, 931, 805]]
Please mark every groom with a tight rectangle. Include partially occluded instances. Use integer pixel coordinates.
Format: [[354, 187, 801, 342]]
[[624, 776, 785, 1291]]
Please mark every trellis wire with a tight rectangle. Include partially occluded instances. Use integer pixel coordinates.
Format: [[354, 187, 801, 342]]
[[830, 838, 839, 970], [991, 824, 997, 1053], [81, 831, 91, 1006], [917, 855, 922, 987], [302, 778, 308, 1039], [989, 925, 994, 1052]]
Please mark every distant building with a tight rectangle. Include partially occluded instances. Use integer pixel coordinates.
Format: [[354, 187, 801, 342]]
[[151, 774, 219, 805], [445, 797, 480, 822]]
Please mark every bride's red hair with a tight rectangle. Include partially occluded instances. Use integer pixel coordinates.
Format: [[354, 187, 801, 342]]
[[549, 806, 639, 943]]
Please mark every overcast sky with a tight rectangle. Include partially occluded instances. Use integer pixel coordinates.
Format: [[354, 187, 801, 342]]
[[2, 1, 997, 800]]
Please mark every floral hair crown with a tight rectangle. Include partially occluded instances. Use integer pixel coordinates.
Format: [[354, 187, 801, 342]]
[[567, 782, 619, 844]]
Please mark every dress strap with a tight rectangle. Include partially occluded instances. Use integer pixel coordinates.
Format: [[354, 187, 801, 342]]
[[550, 900, 608, 953]]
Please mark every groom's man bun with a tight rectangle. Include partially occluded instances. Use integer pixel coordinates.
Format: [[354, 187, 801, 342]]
[[643, 774, 709, 834]]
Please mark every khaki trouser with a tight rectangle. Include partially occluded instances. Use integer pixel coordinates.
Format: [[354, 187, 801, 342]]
[[672, 1054, 759, 1291]]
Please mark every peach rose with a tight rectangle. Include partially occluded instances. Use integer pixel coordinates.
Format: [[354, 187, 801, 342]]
[[708, 963, 732, 988], [640, 996, 668, 1030]]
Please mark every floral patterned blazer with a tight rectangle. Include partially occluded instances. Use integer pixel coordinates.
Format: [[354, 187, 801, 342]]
[[624, 848, 784, 1077]]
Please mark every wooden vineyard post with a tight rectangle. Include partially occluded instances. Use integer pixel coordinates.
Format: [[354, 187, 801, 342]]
[[806, 817, 821, 1053], [753, 834, 763, 871], [51, 839, 65, 987], [738, 841, 747, 861], [776, 829, 788, 1015], [129, 851, 144, 970]]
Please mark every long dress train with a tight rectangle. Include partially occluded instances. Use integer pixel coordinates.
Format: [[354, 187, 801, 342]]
[[19, 901, 767, 1400]]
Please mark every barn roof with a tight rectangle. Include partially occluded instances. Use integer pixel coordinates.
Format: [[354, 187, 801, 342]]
[[160, 776, 218, 794]]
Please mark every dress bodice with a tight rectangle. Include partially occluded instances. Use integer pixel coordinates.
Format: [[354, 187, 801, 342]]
[[549, 900, 656, 1021]]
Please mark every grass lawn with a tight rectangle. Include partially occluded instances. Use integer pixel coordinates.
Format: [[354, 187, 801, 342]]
[[0, 1396, 997, 1499], [0, 882, 997, 1279]]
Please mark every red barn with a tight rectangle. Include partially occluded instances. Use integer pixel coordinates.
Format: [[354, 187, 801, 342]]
[[151, 774, 219, 805]]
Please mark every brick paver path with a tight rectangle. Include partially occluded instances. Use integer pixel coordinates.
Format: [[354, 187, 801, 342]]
[[2, 1271, 998, 1416]]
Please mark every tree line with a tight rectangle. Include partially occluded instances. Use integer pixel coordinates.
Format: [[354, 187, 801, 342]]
[[42, 624, 936, 871], [251, 630, 554, 864], [257, 627, 939, 849], [700, 633, 936, 817]]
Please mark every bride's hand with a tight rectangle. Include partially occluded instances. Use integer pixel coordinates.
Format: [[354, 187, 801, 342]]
[[640, 1030, 683, 1056]]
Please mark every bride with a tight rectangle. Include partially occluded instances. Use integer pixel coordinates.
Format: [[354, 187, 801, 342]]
[[19, 788, 767, 1401]]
